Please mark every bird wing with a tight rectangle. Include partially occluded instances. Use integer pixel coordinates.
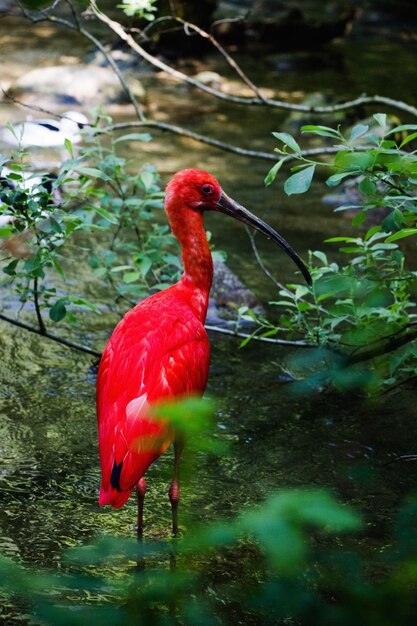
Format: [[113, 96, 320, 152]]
[[97, 291, 210, 508]]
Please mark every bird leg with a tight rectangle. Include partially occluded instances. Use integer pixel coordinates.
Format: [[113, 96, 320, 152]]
[[168, 440, 184, 537], [136, 477, 147, 539]]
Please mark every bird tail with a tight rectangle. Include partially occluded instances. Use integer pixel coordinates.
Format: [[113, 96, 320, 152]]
[[99, 483, 132, 508], [97, 394, 173, 509]]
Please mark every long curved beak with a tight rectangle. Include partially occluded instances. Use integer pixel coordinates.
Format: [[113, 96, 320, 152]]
[[215, 192, 312, 285]]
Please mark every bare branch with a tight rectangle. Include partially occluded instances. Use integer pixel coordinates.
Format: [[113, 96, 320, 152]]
[[33, 277, 46, 335], [246, 228, 328, 314], [175, 17, 268, 103], [205, 323, 311, 347], [97, 120, 278, 160], [346, 327, 417, 366], [246, 227, 288, 291], [0, 312, 102, 358], [16, 0, 63, 21]]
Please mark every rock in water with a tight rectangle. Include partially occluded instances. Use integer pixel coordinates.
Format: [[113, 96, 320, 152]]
[[9, 65, 145, 107]]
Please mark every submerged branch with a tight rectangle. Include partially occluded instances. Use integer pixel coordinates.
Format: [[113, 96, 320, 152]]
[[0, 313, 102, 358], [346, 326, 417, 366]]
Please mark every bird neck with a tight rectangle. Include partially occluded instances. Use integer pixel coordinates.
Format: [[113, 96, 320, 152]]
[[169, 207, 213, 321]]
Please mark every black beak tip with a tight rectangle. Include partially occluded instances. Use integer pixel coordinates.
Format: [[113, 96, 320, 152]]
[[304, 267, 313, 286]]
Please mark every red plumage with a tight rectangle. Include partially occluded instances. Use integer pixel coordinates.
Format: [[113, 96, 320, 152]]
[[97, 285, 210, 507], [97, 168, 309, 532], [97, 170, 219, 511]]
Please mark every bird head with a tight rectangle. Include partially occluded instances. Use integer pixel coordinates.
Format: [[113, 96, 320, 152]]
[[165, 169, 222, 211], [165, 169, 311, 285]]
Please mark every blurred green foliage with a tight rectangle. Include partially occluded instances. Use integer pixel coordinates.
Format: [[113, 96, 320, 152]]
[[1, 486, 417, 625], [0, 396, 415, 625]]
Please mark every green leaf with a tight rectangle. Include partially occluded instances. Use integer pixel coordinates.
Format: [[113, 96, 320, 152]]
[[77, 167, 111, 181], [386, 124, 417, 135], [140, 170, 154, 191], [123, 271, 141, 283], [373, 113, 387, 127], [365, 225, 382, 240], [326, 171, 354, 187], [284, 165, 315, 196], [325, 237, 358, 243], [94, 206, 119, 224], [272, 132, 301, 154], [264, 157, 288, 186], [301, 125, 341, 139], [400, 132, 417, 148], [358, 177, 376, 195], [349, 124, 369, 142], [49, 254, 65, 278], [312, 250, 328, 264], [3, 259, 18, 275], [334, 204, 361, 212], [49, 300, 67, 322], [392, 208, 405, 229], [7, 173, 24, 182], [138, 256, 152, 277], [352, 210, 366, 226], [334, 151, 374, 171], [114, 133, 152, 143], [386, 228, 417, 243], [64, 138, 73, 158], [0, 225, 13, 237]]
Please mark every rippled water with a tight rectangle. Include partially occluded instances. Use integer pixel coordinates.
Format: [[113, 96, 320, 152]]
[[1, 8, 417, 623]]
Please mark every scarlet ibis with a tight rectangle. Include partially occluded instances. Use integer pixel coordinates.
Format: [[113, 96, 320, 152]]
[[97, 169, 311, 536]]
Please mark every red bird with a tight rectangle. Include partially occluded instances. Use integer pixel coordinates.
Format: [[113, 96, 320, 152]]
[[97, 169, 311, 536]]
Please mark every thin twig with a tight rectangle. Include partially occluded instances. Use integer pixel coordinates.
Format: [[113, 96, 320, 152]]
[[205, 323, 311, 346], [175, 17, 268, 103], [246, 228, 327, 313], [246, 227, 288, 291], [65, 0, 80, 28], [0, 312, 102, 358], [33, 277, 46, 335]]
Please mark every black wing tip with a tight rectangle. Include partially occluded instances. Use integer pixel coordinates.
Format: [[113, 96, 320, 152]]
[[110, 459, 124, 492]]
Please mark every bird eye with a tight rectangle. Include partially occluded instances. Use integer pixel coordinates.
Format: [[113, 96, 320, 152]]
[[202, 184, 213, 195]]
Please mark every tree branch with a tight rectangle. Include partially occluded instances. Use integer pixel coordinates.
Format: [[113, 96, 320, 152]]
[[97, 120, 278, 160], [0, 312, 102, 358], [33, 277, 46, 335], [205, 324, 311, 347], [346, 326, 417, 366], [174, 16, 269, 103]]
